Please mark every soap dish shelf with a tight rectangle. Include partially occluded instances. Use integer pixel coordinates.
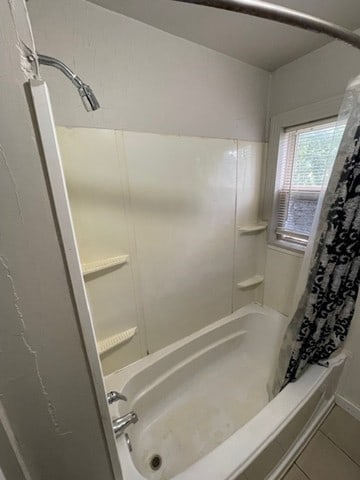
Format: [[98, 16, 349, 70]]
[[82, 255, 129, 278], [238, 223, 267, 234], [97, 327, 137, 356], [237, 275, 264, 290]]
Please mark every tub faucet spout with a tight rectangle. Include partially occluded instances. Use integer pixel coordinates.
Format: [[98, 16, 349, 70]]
[[112, 412, 138, 438], [106, 390, 138, 437]]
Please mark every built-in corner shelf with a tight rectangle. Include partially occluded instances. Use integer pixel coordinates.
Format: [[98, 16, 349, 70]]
[[238, 223, 267, 234], [97, 327, 138, 356], [82, 255, 129, 278], [237, 275, 264, 290]]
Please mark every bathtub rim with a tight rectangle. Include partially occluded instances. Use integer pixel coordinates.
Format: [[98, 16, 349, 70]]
[[227, 352, 347, 480], [111, 353, 346, 480], [105, 302, 286, 391], [105, 303, 347, 480]]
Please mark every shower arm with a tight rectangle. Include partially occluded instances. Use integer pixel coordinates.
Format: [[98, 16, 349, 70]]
[[28, 53, 100, 111], [174, 0, 360, 52]]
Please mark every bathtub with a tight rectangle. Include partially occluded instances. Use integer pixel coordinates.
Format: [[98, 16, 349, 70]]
[[105, 303, 346, 480]]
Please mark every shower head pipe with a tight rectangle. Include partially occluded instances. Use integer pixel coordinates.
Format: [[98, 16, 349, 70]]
[[29, 53, 100, 112]]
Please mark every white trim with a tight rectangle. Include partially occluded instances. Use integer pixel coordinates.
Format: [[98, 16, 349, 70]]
[[0, 400, 32, 480], [263, 96, 344, 251], [29, 80, 122, 479], [267, 244, 305, 259], [335, 394, 360, 422]]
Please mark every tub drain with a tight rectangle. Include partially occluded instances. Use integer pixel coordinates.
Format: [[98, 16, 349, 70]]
[[149, 454, 162, 471]]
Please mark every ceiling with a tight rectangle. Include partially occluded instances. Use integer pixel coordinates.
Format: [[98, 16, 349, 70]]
[[88, 0, 360, 71]]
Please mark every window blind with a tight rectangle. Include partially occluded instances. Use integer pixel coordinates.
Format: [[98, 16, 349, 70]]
[[275, 118, 345, 246]]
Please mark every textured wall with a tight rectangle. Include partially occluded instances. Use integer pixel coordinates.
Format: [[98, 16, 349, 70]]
[[269, 29, 360, 118], [27, 0, 270, 142], [0, 1, 116, 479]]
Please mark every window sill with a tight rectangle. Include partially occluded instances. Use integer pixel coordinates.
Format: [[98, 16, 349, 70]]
[[267, 240, 306, 257]]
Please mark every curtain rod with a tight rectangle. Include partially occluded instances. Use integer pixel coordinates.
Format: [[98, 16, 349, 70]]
[[174, 0, 360, 51]]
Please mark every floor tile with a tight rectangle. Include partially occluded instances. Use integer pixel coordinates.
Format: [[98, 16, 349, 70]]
[[297, 431, 360, 480], [321, 405, 360, 466], [283, 464, 309, 480]]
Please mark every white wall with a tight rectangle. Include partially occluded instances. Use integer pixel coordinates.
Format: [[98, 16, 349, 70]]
[[57, 127, 265, 374], [27, 0, 270, 142], [0, 2, 116, 479], [56, 127, 144, 375], [233, 142, 267, 309], [269, 29, 360, 118], [264, 247, 304, 317], [266, 34, 360, 412], [265, 32, 360, 314], [122, 132, 239, 353], [26, 0, 270, 374], [28, 0, 360, 412]]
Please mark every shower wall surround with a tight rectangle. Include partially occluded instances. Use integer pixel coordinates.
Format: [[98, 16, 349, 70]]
[[57, 128, 266, 373], [29, 0, 270, 374]]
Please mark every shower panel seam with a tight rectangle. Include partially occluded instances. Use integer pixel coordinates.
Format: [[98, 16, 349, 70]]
[[114, 130, 150, 358], [231, 139, 240, 313]]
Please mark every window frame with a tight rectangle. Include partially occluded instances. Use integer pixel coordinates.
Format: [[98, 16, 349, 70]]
[[263, 96, 344, 253]]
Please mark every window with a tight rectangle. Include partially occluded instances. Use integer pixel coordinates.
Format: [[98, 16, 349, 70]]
[[274, 118, 345, 248]]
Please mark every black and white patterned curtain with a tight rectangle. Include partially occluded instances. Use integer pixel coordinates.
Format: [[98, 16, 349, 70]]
[[272, 87, 360, 394]]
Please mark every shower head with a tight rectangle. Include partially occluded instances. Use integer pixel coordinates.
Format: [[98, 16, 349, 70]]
[[78, 83, 100, 112], [29, 53, 100, 112]]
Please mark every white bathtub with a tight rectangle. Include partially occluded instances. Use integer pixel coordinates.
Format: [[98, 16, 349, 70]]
[[105, 303, 346, 480]]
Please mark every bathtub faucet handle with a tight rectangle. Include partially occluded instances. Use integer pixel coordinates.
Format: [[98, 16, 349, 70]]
[[106, 390, 127, 404]]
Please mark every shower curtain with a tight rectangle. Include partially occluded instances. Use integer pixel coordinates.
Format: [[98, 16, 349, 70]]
[[271, 77, 360, 395]]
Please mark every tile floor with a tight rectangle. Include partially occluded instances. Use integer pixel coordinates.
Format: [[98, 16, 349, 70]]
[[283, 406, 360, 480]]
